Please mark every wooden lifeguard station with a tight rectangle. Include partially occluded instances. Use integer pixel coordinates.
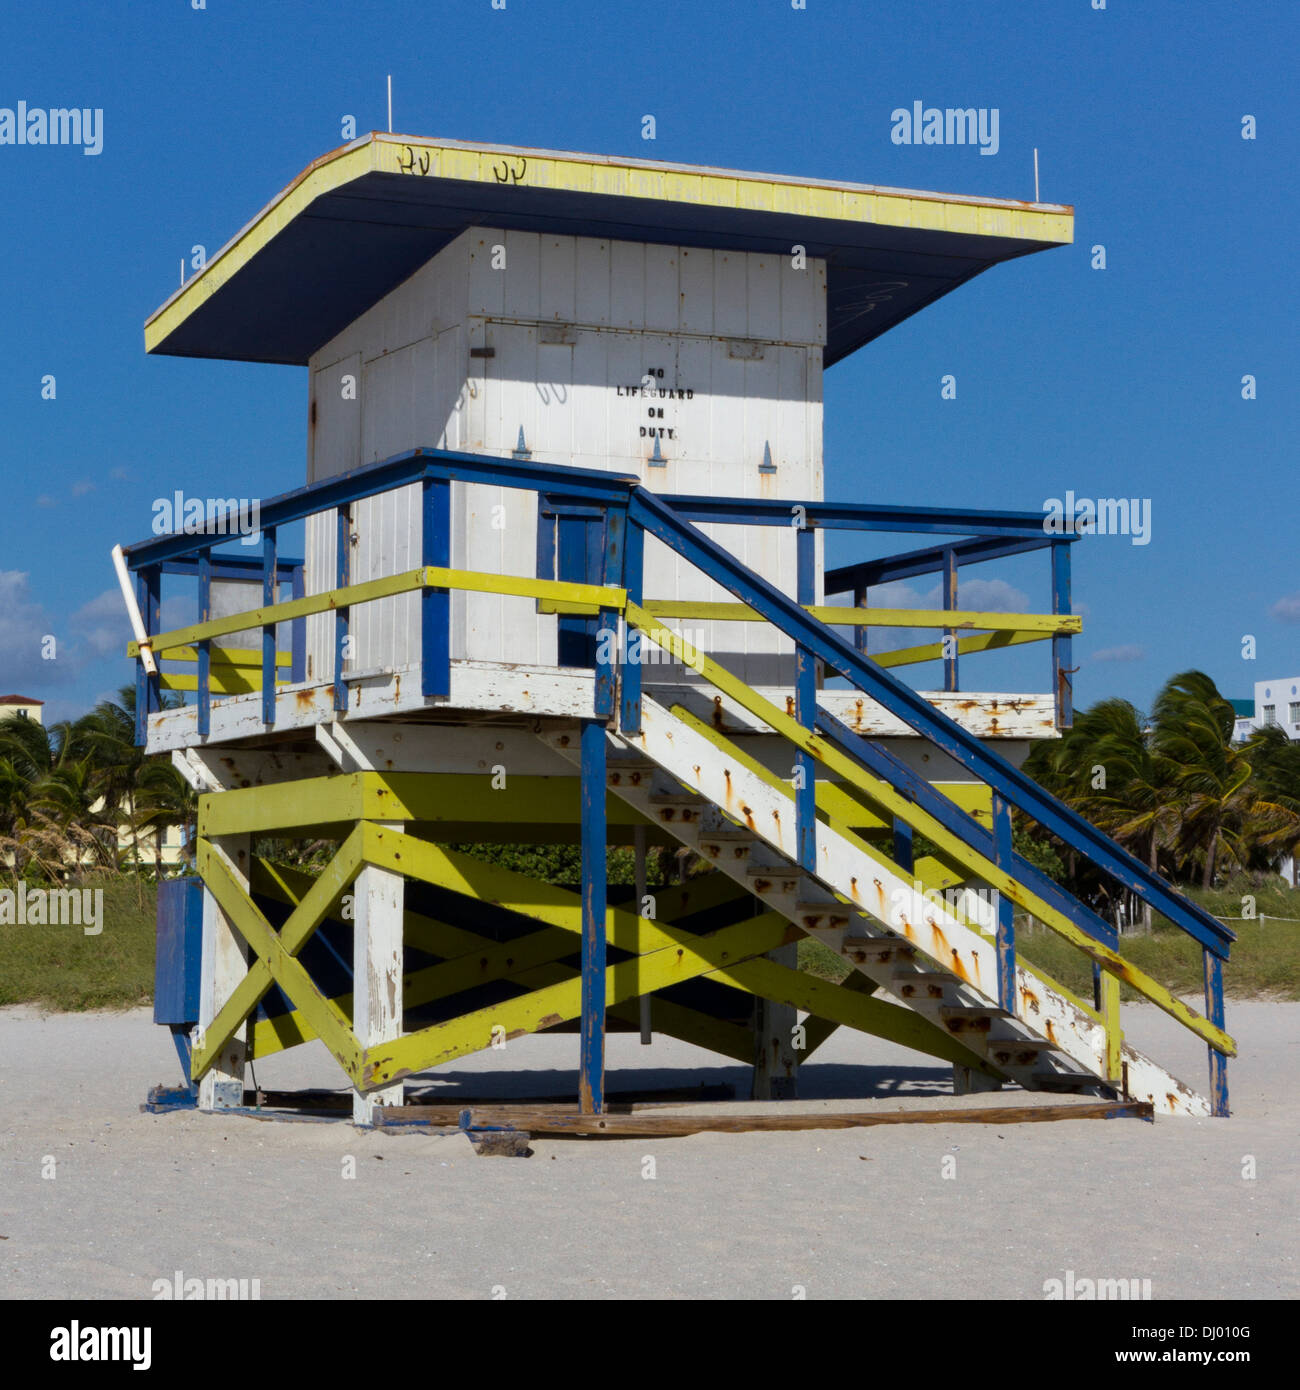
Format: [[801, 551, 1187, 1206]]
[[126, 135, 1233, 1134]]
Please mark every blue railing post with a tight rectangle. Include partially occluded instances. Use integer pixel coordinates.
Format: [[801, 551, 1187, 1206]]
[[579, 717, 608, 1115], [134, 565, 161, 746], [892, 819, 914, 875], [197, 549, 212, 739], [853, 579, 869, 656], [334, 504, 351, 713], [620, 521, 645, 735], [290, 563, 306, 684], [942, 545, 958, 693], [992, 792, 1017, 1011], [421, 477, 451, 697], [594, 507, 626, 721], [795, 524, 817, 872], [261, 526, 277, 726], [1203, 950, 1229, 1116], [1051, 540, 1073, 729], [556, 512, 594, 667]]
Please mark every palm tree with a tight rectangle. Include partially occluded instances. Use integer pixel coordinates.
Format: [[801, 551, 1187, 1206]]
[[1241, 726, 1300, 884], [71, 686, 147, 866], [133, 759, 198, 873], [1153, 671, 1296, 888]]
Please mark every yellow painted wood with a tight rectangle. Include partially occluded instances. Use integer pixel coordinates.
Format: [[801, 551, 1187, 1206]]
[[131, 569, 430, 656], [869, 628, 1049, 670], [165, 645, 292, 667], [630, 606, 1234, 1056], [540, 596, 1079, 637], [191, 831, 363, 1074], [361, 909, 794, 1084], [355, 772, 645, 827], [146, 133, 1072, 354], [720, 957, 996, 1074], [193, 835, 364, 1082], [1100, 968, 1123, 1081], [199, 775, 365, 837], [423, 565, 624, 611], [248, 855, 755, 1060]]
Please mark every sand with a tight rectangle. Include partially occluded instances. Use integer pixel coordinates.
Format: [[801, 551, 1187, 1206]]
[[0, 1000, 1294, 1299]]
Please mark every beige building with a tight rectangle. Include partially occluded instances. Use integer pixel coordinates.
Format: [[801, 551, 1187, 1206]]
[[0, 694, 44, 723]]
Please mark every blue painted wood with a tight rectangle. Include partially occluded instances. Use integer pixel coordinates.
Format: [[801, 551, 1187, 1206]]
[[1052, 541, 1073, 729], [992, 793, 1016, 1010], [657, 494, 1065, 537], [579, 719, 608, 1115], [122, 448, 640, 567], [261, 526, 277, 726], [795, 526, 817, 872], [892, 818, 914, 874], [1203, 950, 1229, 1117], [197, 549, 212, 739], [826, 535, 1065, 593], [154, 876, 204, 1025], [853, 580, 869, 657], [556, 513, 595, 667], [334, 504, 350, 713], [942, 546, 958, 693], [620, 521, 646, 734], [421, 476, 451, 697], [627, 486, 1233, 959], [290, 565, 306, 683], [595, 507, 626, 720]]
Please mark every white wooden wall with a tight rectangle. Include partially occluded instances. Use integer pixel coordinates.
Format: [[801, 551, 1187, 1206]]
[[304, 227, 826, 689]]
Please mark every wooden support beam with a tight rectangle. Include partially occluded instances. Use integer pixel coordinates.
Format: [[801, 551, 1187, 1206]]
[[460, 1098, 1155, 1137], [352, 822, 405, 1125], [197, 833, 250, 1110]]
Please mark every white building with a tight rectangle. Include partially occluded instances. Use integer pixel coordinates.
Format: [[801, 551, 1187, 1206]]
[[1232, 678, 1300, 744]]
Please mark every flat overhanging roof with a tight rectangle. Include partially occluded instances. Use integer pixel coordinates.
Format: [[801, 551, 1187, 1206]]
[[144, 133, 1073, 369]]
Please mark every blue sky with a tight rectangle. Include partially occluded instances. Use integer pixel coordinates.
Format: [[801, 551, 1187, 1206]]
[[0, 0, 1295, 723]]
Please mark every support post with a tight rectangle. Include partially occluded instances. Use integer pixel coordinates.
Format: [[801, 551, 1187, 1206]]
[[334, 504, 351, 713], [421, 475, 450, 697], [1100, 968, 1123, 1085], [1051, 540, 1073, 729], [197, 549, 212, 739], [750, 952, 799, 1101], [579, 719, 608, 1114], [595, 506, 626, 721], [620, 521, 645, 735], [795, 525, 817, 873], [892, 818, 914, 875], [1203, 949, 1229, 1117], [288, 563, 307, 683], [353, 822, 406, 1125], [261, 526, 277, 726], [853, 579, 868, 656], [197, 833, 250, 1110], [134, 565, 161, 746], [942, 545, 958, 693], [992, 792, 1016, 1011], [634, 823, 652, 1045]]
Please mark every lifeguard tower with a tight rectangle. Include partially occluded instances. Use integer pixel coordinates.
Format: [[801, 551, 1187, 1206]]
[[124, 135, 1234, 1136]]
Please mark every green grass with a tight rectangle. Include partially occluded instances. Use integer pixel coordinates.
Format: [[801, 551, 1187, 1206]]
[[0, 877, 158, 1011], [1, 869, 1296, 1013], [1016, 875, 1300, 1002]]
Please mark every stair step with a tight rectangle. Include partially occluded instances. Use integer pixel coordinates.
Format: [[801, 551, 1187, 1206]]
[[842, 935, 914, 959], [648, 793, 705, 806], [792, 903, 856, 930], [940, 1005, 1008, 1020], [894, 971, 959, 983], [1032, 1071, 1109, 1092], [985, 1039, 1058, 1066], [696, 826, 757, 841]]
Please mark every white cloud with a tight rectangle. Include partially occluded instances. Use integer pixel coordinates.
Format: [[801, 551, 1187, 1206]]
[[1270, 594, 1300, 624]]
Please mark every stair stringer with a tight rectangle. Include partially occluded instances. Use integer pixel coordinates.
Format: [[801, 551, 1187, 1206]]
[[549, 698, 1211, 1118]]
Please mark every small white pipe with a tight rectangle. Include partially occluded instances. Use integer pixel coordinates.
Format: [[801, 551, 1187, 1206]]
[[111, 544, 158, 675]]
